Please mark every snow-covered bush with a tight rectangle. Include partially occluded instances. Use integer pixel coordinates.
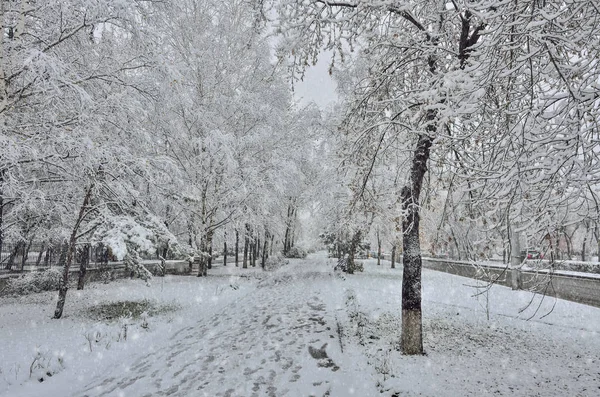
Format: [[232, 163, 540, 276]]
[[354, 261, 364, 272], [265, 254, 289, 271], [91, 214, 182, 283], [6, 268, 62, 295], [91, 214, 179, 263], [284, 247, 307, 259], [123, 252, 152, 283], [98, 268, 117, 284], [28, 347, 65, 383]]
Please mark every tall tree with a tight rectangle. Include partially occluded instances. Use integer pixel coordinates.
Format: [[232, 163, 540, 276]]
[[271, 0, 600, 355]]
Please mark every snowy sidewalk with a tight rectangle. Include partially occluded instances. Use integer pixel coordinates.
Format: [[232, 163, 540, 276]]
[[2, 253, 599, 397], [74, 259, 374, 397]]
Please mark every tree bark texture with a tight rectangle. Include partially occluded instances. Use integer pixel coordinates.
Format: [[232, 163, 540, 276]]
[[77, 244, 90, 290], [54, 184, 94, 319], [400, 133, 433, 355]]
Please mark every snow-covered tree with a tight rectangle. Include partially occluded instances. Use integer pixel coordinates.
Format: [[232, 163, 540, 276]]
[[269, 0, 600, 355]]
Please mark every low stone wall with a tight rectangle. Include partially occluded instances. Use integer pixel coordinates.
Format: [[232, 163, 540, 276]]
[[421, 258, 511, 287], [422, 258, 600, 308], [519, 271, 600, 308]]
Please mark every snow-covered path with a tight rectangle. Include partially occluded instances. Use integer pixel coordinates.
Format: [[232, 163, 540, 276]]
[[2, 252, 600, 397], [75, 260, 374, 397]]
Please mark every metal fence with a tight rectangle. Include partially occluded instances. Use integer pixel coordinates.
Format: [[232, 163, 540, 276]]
[[1, 242, 96, 271], [0, 241, 176, 272]]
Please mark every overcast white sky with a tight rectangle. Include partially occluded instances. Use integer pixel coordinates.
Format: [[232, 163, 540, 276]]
[[292, 51, 338, 110]]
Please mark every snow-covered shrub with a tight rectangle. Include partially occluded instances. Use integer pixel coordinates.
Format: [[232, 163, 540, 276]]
[[354, 261, 364, 272], [6, 268, 62, 295], [123, 252, 152, 283], [98, 268, 116, 284], [344, 289, 372, 344], [91, 214, 180, 264], [265, 254, 289, 271], [284, 247, 307, 259], [28, 347, 65, 383]]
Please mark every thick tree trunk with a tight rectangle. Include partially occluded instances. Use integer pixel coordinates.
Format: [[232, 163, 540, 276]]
[[391, 245, 396, 269], [77, 244, 90, 290], [54, 185, 93, 319], [400, 133, 433, 355]]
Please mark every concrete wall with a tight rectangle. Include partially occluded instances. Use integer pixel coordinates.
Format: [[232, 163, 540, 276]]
[[422, 258, 600, 308]]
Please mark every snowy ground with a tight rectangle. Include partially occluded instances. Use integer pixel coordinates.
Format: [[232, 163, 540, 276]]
[[1, 252, 599, 396]]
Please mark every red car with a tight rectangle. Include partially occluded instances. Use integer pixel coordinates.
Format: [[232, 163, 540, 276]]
[[521, 250, 543, 259]]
